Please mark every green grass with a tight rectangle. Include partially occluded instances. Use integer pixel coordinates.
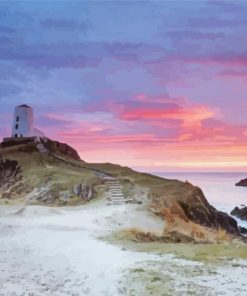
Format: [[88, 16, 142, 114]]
[[125, 241, 247, 262]]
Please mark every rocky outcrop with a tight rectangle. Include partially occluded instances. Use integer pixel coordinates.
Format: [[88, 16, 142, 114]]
[[235, 179, 247, 187], [27, 180, 101, 205], [1, 138, 35, 148], [239, 226, 247, 235], [148, 184, 239, 235], [73, 183, 95, 201], [0, 159, 21, 183], [42, 138, 81, 161], [177, 187, 239, 235], [1, 137, 82, 161], [0, 159, 23, 199], [231, 206, 247, 221]]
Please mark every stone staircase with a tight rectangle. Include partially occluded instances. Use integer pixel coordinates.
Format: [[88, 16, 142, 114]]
[[103, 177, 131, 205]]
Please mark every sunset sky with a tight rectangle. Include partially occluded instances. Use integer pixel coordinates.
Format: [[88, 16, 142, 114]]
[[0, 0, 247, 172]]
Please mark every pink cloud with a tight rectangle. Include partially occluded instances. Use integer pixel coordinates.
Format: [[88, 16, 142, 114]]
[[119, 104, 215, 127]]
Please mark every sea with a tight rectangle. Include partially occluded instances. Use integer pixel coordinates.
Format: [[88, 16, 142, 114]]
[[153, 172, 247, 228]]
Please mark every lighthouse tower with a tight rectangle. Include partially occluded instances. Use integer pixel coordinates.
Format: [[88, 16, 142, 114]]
[[12, 104, 34, 138], [11, 104, 44, 139]]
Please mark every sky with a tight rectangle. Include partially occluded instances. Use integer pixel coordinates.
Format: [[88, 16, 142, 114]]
[[0, 0, 247, 172]]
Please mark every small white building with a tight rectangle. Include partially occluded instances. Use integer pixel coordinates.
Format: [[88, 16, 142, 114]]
[[12, 104, 44, 139]]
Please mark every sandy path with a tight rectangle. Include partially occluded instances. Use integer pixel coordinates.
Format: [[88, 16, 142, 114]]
[[0, 203, 246, 296], [0, 203, 165, 296]]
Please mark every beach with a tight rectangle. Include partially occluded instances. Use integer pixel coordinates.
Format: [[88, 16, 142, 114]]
[[0, 173, 247, 296]]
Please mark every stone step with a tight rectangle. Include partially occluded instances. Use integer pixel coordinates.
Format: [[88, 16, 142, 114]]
[[107, 198, 134, 205], [109, 194, 124, 197], [107, 201, 126, 205], [109, 188, 123, 190], [108, 187, 123, 190], [109, 189, 123, 191], [106, 181, 120, 183], [109, 187, 123, 190], [110, 194, 124, 196], [107, 199, 123, 202], [110, 195, 124, 198]]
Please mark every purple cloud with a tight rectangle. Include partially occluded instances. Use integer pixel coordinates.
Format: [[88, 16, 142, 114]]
[[187, 16, 247, 28], [40, 18, 89, 31], [166, 30, 225, 40]]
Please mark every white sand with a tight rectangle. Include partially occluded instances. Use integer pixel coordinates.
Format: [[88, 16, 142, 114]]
[[0, 202, 246, 296]]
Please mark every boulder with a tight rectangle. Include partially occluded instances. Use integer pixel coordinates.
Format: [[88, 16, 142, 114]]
[[236, 179, 247, 187], [230, 206, 247, 221], [239, 226, 247, 234]]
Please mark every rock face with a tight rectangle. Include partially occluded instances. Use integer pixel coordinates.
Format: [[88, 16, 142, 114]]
[[73, 183, 95, 201], [0, 159, 23, 199], [1, 137, 81, 161], [177, 187, 239, 235], [236, 179, 247, 187], [42, 138, 81, 161], [144, 180, 240, 235], [231, 206, 247, 221], [0, 159, 21, 184], [239, 226, 247, 234]]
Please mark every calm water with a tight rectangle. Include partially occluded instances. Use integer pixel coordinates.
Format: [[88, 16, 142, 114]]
[[153, 172, 247, 228]]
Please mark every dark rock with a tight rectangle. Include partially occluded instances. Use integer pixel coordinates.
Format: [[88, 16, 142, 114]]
[[236, 179, 247, 187], [230, 206, 247, 221], [1, 137, 82, 161], [1, 137, 36, 148], [73, 183, 94, 201], [42, 138, 81, 161], [176, 187, 239, 235], [0, 159, 22, 197], [216, 210, 239, 234], [239, 226, 247, 234]]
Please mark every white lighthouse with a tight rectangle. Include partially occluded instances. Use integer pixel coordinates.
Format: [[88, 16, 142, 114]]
[[11, 104, 44, 139]]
